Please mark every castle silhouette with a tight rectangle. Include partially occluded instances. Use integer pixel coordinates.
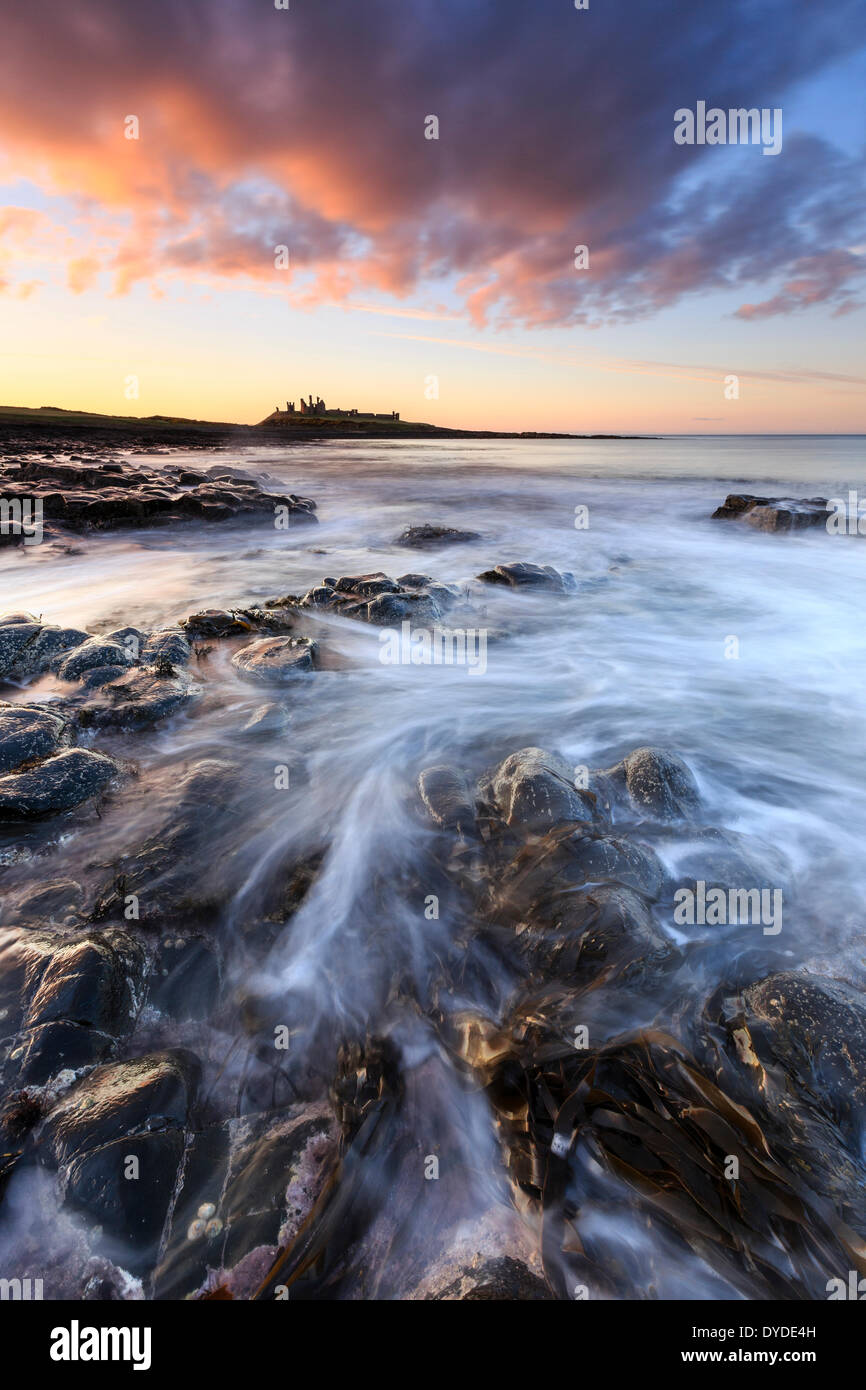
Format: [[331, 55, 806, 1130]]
[[275, 394, 399, 421]]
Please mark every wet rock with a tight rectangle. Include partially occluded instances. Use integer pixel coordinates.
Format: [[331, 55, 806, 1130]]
[[395, 523, 481, 548], [739, 972, 866, 1127], [63, 1129, 186, 1274], [606, 745, 700, 822], [24, 930, 144, 1036], [712, 493, 830, 531], [418, 765, 476, 833], [91, 759, 243, 924], [80, 666, 199, 729], [232, 636, 317, 682], [498, 825, 665, 916], [55, 638, 133, 683], [0, 619, 44, 677], [0, 456, 317, 535], [427, 1255, 553, 1300], [12, 878, 84, 926], [14, 1021, 115, 1088], [181, 609, 267, 638], [0, 747, 119, 819], [41, 1050, 199, 1168], [148, 937, 220, 1022], [0, 702, 69, 773], [483, 747, 599, 831], [238, 702, 292, 737], [0, 621, 91, 679], [77, 664, 129, 691], [524, 884, 675, 989], [477, 562, 577, 593], [141, 629, 191, 668], [298, 572, 459, 626], [154, 1103, 337, 1299]]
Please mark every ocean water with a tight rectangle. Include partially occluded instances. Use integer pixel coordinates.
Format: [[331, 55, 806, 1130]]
[[1, 433, 865, 1297]]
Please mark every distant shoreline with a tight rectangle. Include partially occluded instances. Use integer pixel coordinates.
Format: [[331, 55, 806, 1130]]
[[0, 404, 650, 443]]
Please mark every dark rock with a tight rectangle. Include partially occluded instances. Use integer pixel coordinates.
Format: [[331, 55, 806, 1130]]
[[428, 1255, 553, 1300], [0, 747, 119, 819], [41, 1050, 200, 1168], [483, 747, 600, 831], [524, 884, 675, 989], [395, 523, 481, 548], [298, 572, 459, 626], [24, 930, 144, 1035], [232, 636, 317, 682], [418, 765, 476, 833], [739, 972, 866, 1127], [55, 639, 133, 683], [712, 493, 830, 530], [141, 629, 191, 668], [80, 666, 199, 729], [477, 562, 577, 592], [0, 702, 69, 773], [607, 745, 700, 822], [148, 937, 220, 1022], [0, 619, 44, 677], [15, 1021, 115, 1088], [62, 1129, 186, 1273]]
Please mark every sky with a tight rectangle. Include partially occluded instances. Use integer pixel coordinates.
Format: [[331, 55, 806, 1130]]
[[1, 0, 865, 433]]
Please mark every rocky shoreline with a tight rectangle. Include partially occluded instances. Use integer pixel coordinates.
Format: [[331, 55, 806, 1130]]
[[1, 450, 864, 1300]]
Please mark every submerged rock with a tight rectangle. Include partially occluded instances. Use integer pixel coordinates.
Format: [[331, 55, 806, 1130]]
[[394, 523, 481, 548]]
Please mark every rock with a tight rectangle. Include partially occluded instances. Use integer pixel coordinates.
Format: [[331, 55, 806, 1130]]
[[418, 765, 476, 833], [238, 702, 293, 737], [712, 494, 830, 530], [523, 884, 675, 988], [42, 1051, 199, 1168], [0, 702, 69, 773], [0, 619, 44, 677], [298, 573, 459, 626], [55, 639, 133, 683], [0, 747, 119, 819], [141, 629, 191, 668], [148, 937, 220, 1022], [497, 825, 665, 915], [181, 609, 264, 638], [394, 523, 481, 548], [0, 456, 317, 535], [232, 636, 317, 682], [739, 972, 866, 1127], [483, 747, 599, 831], [477, 562, 577, 592], [153, 1103, 337, 1299], [427, 1256, 553, 1300], [80, 666, 199, 729], [62, 1130, 186, 1272], [13, 878, 84, 925], [91, 760, 243, 924], [24, 930, 144, 1036], [607, 746, 700, 822], [14, 1021, 115, 1087], [0, 621, 91, 679]]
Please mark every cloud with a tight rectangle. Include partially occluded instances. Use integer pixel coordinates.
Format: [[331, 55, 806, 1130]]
[[0, 0, 865, 324]]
